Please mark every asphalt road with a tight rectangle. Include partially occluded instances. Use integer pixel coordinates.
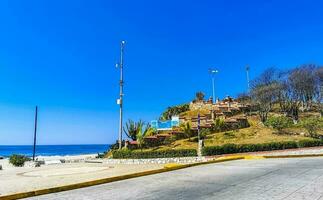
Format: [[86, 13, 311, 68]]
[[26, 157, 323, 200]]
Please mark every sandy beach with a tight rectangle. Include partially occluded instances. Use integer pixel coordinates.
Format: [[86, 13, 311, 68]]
[[0, 155, 163, 197]]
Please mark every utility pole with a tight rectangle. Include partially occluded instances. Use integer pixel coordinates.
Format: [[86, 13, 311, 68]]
[[246, 65, 250, 93], [117, 41, 125, 149], [209, 69, 219, 104], [32, 106, 38, 161]]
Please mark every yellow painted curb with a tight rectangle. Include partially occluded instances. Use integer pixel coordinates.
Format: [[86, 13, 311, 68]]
[[244, 155, 265, 160], [164, 163, 183, 169]]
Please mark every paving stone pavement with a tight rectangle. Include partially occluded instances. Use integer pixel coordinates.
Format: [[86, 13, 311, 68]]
[[26, 157, 323, 200]]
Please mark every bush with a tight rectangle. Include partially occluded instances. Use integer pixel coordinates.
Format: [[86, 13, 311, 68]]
[[212, 118, 226, 132], [9, 154, 31, 167], [112, 148, 197, 159], [202, 139, 323, 156], [265, 116, 293, 133], [300, 117, 322, 137], [200, 128, 211, 139], [163, 136, 176, 146]]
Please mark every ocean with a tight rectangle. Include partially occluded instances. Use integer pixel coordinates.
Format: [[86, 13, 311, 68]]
[[0, 144, 110, 157]]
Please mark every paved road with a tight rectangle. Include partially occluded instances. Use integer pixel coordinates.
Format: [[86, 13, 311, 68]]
[[27, 157, 323, 200]]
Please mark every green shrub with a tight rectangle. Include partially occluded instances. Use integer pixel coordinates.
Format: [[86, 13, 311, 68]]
[[300, 117, 323, 137], [265, 116, 293, 133], [112, 148, 197, 159], [200, 128, 211, 139], [202, 139, 323, 156], [163, 135, 177, 146], [212, 118, 226, 132], [9, 154, 31, 167]]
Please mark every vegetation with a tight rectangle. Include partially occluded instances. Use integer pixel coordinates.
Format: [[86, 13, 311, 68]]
[[112, 148, 197, 159], [160, 104, 189, 120], [180, 122, 194, 141], [123, 120, 144, 141], [251, 65, 322, 123], [124, 120, 156, 142], [9, 154, 31, 167], [195, 91, 205, 101], [265, 115, 293, 134], [300, 117, 323, 138], [202, 139, 323, 156], [112, 64, 323, 159], [212, 118, 226, 132]]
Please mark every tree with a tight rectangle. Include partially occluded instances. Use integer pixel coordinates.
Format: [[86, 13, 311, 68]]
[[195, 92, 205, 102], [136, 123, 156, 150], [315, 67, 323, 116], [251, 68, 281, 123], [212, 118, 226, 132], [123, 120, 144, 141], [180, 122, 193, 141], [136, 129, 145, 150], [160, 104, 189, 120], [288, 65, 318, 112]]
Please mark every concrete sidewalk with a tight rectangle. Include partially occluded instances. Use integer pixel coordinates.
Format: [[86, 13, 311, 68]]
[[0, 162, 163, 197]]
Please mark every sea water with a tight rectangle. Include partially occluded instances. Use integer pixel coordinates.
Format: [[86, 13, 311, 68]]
[[0, 144, 110, 157]]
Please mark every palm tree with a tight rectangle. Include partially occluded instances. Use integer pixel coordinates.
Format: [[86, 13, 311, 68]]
[[136, 123, 156, 150], [123, 120, 144, 141], [180, 122, 193, 141]]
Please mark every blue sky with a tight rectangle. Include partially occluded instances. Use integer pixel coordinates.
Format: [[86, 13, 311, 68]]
[[1, 0, 323, 145]]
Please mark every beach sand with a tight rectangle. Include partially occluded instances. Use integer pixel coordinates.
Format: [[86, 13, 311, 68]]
[[0, 155, 163, 197]]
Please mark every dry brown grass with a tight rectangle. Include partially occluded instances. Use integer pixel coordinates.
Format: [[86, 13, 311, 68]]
[[152, 115, 316, 150]]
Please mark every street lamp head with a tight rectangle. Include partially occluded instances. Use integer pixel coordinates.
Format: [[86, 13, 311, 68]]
[[121, 40, 126, 44], [209, 68, 219, 74]]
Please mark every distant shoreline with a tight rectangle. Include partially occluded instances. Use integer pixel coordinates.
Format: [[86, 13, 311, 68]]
[[0, 144, 109, 158]]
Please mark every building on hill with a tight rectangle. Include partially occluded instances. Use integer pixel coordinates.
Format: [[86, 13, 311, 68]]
[[182, 96, 250, 129], [189, 95, 249, 119], [150, 96, 250, 132]]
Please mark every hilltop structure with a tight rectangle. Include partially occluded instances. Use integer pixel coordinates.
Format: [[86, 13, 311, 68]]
[[180, 96, 250, 129]]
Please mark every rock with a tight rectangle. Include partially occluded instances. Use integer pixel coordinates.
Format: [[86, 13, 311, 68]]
[[45, 160, 62, 165], [0, 156, 3, 160], [24, 161, 41, 168], [0, 164, 2, 170]]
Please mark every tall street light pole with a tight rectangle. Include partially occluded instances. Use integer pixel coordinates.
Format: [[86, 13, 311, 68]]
[[117, 40, 125, 149], [209, 69, 219, 104]]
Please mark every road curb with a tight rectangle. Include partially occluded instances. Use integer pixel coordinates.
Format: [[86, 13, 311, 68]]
[[0, 157, 243, 200], [263, 153, 323, 159]]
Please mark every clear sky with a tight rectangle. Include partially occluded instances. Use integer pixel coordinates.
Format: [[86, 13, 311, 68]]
[[1, 0, 323, 145]]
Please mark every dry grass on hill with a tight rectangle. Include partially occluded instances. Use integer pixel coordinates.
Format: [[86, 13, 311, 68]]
[[153, 116, 317, 151]]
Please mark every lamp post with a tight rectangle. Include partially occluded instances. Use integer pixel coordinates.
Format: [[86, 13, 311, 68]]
[[209, 69, 219, 104], [197, 113, 201, 157], [116, 40, 125, 149], [32, 106, 38, 161]]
